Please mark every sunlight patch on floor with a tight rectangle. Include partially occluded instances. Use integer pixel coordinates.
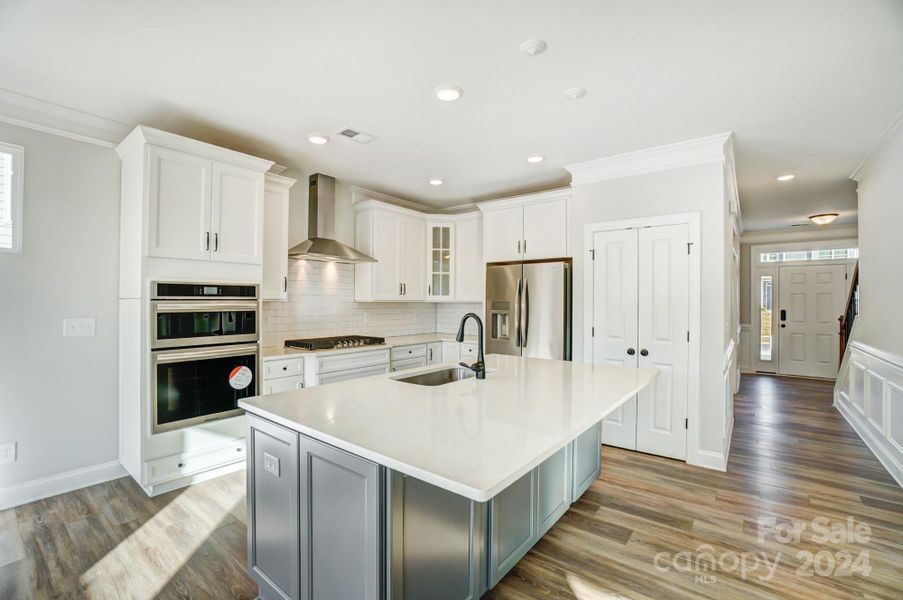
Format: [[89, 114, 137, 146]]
[[77, 484, 242, 599], [566, 572, 631, 600]]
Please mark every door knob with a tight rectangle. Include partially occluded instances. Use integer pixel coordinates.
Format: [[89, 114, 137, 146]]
[[627, 348, 636, 356], [640, 349, 649, 356], [780, 324, 786, 328]]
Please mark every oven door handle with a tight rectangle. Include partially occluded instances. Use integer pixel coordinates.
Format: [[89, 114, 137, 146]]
[[152, 301, 259, 313], [152, 344, 260, 364]]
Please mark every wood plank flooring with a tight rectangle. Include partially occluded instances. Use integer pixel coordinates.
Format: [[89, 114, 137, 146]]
[[1, 374, 902, 599]]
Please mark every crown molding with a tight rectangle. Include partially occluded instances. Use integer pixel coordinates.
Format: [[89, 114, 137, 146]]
[[116, 125, 274, 172], [0, 88, 130, 148], [349, 185, 435, 212], [565, 132, 733, 186], [476, 187, 571, 211], [265, 172, 298, 189], [851, 109, 903, 183], [739, 223, 858, 244]]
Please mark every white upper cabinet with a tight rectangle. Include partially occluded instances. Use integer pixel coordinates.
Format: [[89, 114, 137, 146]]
[[210, 162, 265, 264], [261, 174, 297, 300], [401, 217, 426, 300], [146, 146, 213, 261], [454, 216, 483, 302], [523, 197, 567, 259], [480, 191, 569, 263], [355, 203, 426, 301], [482, 205, 524, 263], [427, 222, 454, 300], [118, 126, 274, 271]]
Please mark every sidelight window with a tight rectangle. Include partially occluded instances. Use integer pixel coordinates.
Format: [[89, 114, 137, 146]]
[[0, 142, 24, 252], [759, 275, 773, 361]]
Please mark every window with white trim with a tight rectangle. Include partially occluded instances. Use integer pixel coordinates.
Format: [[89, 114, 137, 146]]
[[0, 142, 24, 252], [759, 248, 858, 263]]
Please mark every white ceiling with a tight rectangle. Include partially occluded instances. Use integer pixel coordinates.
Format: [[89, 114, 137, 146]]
[[1, 0, 901, 230]]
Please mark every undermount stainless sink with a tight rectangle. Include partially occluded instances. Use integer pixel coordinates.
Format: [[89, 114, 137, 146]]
[[395, 367, 476, 386]]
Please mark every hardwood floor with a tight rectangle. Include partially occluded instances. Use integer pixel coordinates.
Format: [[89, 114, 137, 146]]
[[2, 374, 902, 599]]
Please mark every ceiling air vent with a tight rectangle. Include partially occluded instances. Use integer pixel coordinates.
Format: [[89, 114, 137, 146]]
[[337, 128, 376, 144]]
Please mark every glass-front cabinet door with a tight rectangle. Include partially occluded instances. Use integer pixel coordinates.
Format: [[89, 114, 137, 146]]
[[427, 222, 454, 300]]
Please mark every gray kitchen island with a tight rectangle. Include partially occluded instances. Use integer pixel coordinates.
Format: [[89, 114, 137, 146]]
[[239, 354, 657, 600]]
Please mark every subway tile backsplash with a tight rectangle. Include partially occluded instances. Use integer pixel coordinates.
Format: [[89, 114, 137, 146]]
[[262, 260, 482, 346]]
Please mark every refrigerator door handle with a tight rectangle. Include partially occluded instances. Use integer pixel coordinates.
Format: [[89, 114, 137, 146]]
[[514, 277, 522, 347], [522, 278, 529, 348]]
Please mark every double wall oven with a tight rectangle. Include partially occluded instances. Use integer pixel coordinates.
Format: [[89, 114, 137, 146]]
[[151, 282, 259, 433]]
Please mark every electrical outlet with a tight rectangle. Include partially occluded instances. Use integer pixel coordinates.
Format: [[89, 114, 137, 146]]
[[0, 442, 16, 465], [263, 452, 280, 477], [63, 318, 96, 337]]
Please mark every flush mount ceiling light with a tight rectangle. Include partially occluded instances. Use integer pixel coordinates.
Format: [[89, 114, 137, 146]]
[[776, 174, 795, 181], [435, 85, 463, 102], [526, 155, 545, 164], [307, 133, 330, 145], [564, 87, 587, 100], [809, 213, 839, 225], [519, 39, 548, 56], [429, 179, 444, 186]]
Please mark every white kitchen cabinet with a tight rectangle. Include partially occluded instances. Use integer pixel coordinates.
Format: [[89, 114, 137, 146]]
[[427, 342, 442, 365], [454, 216, 484, 302], [146, 146, 213, 261], [441, 341, 461, 363], [354, 203, 426, 301], [482, 205, 524, 263], [143, 138, 267, 266], [427, 222, 454, 300], [523, 197, 567, 259], [261, 174, 297, 300], [479, 190, 569, 263]]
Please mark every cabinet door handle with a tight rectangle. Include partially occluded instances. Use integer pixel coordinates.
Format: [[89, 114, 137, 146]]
[[214, 232, 219, 252], [627, 348, 636, 356], [399, 283, 403, 295], [205, 231, 210, 251], [402, 283, 407, 295], [283, 276, 288, 292], [640, 349, 649, 357], [523, 239, 527, 253], [517, 240, 521, 254], [429, 348, 433, 361]]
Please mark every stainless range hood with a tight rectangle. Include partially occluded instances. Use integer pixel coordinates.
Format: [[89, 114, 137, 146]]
[[288, 173, 376, 263]]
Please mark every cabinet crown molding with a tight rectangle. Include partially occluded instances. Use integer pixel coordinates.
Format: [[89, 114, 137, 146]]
[[265, 172, 298, 189], [116, 125, 275, 172], [477, 187, 571, 212], [565, 132, 733, 186], [354, 198, 481, 221]]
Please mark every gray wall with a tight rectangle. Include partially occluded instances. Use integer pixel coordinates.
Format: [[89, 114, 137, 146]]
[[851, 121, 903, 356], [0, 122, 121, 487]]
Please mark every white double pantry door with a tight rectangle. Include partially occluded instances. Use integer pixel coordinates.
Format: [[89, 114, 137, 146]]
[[591, 224, 690, 460]]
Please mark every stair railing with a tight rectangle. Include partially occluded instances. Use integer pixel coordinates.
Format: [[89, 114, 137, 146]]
[[838, 261, 859, 365]]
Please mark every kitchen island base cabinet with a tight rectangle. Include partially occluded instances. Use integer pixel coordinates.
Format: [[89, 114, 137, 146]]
[[388, 474, 485, 600], [247, 415, 604, 599]]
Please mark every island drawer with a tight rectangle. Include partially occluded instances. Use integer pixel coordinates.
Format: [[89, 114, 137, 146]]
[[390, 355, 427, 372], [390, 343, 427, 361], [263, 375, 304, 395], [461, 342, 479, 359], [263, 356, 304, 380], [317, 348, 390, 374]]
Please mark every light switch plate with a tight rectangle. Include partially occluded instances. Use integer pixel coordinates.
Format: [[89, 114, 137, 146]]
[[263, 452, 280, 477], [63, 318, 96, 337], [0, 442, 16, 465]]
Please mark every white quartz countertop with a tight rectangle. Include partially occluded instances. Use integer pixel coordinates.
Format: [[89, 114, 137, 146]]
[[261, 332, 480, 359], [240, 354, 657, 501]]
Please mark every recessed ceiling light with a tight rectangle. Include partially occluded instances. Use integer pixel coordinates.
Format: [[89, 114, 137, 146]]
[[519, 39, 548, 56], [564, 87, 587, 100], [429, 179, 444, 186], [809, 213, 839, 226], [776, 174, 795, 181], [307, 133, 329, 145], [526, 155, 545, 164], [435, 85, 463, 102]]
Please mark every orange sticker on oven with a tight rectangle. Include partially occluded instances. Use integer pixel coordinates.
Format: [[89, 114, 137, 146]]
[[228, 366, 253, 390]]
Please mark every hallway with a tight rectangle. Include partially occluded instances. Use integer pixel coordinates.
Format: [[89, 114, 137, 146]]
[[2, 375, 903, 599], [488, 375, 903, 599]]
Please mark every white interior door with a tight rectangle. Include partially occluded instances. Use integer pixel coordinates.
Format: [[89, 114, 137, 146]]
[[778, 264, 846, 378], [592, 229, 639, 451], [635, 225, 689, 460]]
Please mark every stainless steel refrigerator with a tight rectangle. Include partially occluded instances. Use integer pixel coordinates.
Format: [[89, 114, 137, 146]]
[[485, 259, 572, 360]]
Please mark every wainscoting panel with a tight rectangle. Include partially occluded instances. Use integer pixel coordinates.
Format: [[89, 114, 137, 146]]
[[835, 342, 903, 487]]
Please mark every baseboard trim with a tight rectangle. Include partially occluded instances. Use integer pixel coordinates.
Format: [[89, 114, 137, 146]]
[[691, 448, 727, 471], [0, 460, 126, 511], [835, 395, 903, 489], [143, 460, 245, 497]]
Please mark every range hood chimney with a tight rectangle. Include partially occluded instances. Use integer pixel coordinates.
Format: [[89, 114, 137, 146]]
[[288, 174, 376, 263]]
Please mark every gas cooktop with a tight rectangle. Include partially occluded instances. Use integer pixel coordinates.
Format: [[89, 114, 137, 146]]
[[284, 335, 386, 351]]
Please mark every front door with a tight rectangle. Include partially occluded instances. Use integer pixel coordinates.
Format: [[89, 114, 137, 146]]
[[778, 264, 847, 378]]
